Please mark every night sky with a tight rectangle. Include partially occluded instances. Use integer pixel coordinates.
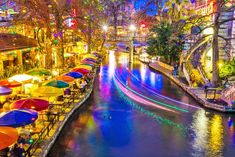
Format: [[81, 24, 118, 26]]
[[134, 0, 161, 15]]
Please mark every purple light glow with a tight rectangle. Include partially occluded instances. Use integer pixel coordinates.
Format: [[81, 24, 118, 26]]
[[114, 75, 179, 114]]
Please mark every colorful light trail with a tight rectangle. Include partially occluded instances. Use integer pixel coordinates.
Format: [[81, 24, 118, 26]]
[[114, 77, 187, 132], [115, 70, 189, 113], [122, 67, 202, 110], [114, 71, 189, 113]]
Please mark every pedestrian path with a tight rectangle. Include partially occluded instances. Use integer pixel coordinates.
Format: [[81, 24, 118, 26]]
[[149, 61, 235, 112]]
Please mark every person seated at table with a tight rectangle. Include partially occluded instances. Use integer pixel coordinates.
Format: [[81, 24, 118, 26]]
[[64, 88, 71, 95], [0, 147, 9, 157], [18, 127, 30, 137], [77, 79, 87, 92], [11, 144, 19, 157], [72, 81, 79, 89], [84, 75, 90, 84], [17, 135, 27, 145], [223, 77, 230, 88], [204, 79, 212, 91], [16, 143, 26, 157], [57, 95, 64, 101]]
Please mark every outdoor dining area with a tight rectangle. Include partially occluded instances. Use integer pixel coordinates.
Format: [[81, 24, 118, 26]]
[[0, 52, 102, 157]]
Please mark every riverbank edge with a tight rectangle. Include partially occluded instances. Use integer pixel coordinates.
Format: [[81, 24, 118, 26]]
[[41, 76, 95, 157], [149, 62, 235, 113]]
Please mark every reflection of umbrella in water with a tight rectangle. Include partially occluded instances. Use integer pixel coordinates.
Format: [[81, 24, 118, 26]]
[[0, 126, 18, 150], [0, 86, 12, 95], [26, 68, 51, 76], [10, 98, 49, 111], [71, 68, 90, 75], [0, 109, 38, 128], [0, 80, 22, 88], [56, 75, 74, 83], [45, 80, 69, 88], [65, 72, 83, 79], [32, 86, 64, 97]]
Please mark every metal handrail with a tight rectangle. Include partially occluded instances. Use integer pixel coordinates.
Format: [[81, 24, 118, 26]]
[[25, 96, 74, 157]]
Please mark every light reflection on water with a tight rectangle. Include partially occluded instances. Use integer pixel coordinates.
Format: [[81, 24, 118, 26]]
[[191, 110, 225, 157], [191, 110, 209, 156], [140, 63, 147, 82], [208, 115, 224, 157], [49, 52, 235, 157]]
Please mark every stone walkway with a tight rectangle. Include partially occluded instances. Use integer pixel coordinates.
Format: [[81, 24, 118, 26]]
[[149, 61, 234, 112]]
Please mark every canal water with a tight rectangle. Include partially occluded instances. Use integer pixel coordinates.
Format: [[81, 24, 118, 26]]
[[48, 52, 235, 157]]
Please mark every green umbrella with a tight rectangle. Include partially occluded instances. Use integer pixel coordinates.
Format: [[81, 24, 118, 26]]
[[27, 68, 51, 76], [45, 80, 69, 88]]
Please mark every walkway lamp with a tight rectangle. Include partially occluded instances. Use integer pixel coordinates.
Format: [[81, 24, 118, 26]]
[[100, 24, 108, 51]]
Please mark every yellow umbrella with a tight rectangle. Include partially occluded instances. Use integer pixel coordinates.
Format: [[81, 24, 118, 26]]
[[84, 54, 98, 60], [32, 86, 64, 97], [76, 65, 92, 71]]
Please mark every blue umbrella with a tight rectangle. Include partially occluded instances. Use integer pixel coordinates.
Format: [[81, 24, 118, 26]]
[[0, 109, 38, 128], [65, 72, 83, 79]]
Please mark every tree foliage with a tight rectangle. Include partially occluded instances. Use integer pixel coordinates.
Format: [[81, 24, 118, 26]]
[[100, 0, 126, 40], [219, 58, 235, 79], [147, 22, 184, 64], [12, 0, 107, 68]]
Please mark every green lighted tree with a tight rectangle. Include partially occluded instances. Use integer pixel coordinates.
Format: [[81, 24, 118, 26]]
[[147, 22, 184, 65], [219, 58, 235, 79]]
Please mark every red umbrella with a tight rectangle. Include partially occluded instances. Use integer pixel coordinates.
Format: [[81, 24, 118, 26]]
[[0, 80, 21, 88], [71, 68, 90, 75], [10, 98, 49, 111]]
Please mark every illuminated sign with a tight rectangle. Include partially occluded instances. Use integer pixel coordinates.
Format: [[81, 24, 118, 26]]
[[195, 2, 214, 15], [63, 17, 77, 29]]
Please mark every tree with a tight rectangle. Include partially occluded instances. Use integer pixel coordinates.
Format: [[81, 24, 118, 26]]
[[71, 0, 106, 53], [164, 0, 193, 23], [101, 0, 126, 40], [183, 0, 235, 87], [13, 0, 107, 68], [147, 21, 184, 65], [219, 58, 235, 79], [13, 0, 73, 68]]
